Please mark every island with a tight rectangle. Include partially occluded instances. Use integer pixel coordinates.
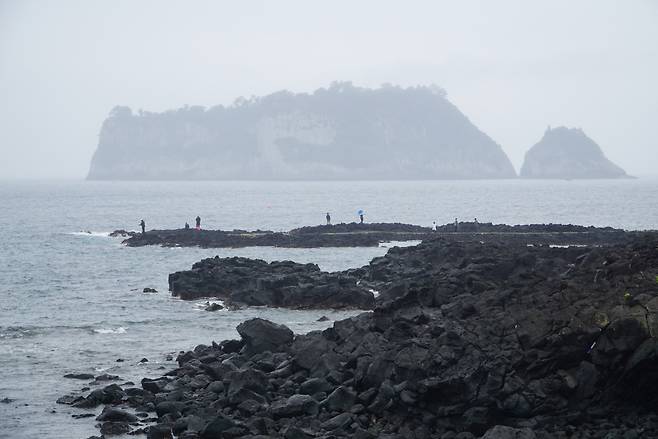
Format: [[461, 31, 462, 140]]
[[520, 126, 629, 179], [87, 82, 517, 180]]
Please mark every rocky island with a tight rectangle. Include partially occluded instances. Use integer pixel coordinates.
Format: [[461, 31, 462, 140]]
[[64, 225, 658, 438], [520, 127, 629, 179], [87, 83, 516, 180]]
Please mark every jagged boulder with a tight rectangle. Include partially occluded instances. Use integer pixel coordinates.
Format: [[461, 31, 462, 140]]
[[236, 318, 294, 354]]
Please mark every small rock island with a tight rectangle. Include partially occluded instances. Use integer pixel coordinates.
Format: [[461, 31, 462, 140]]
[[520, 126, 629, 179]]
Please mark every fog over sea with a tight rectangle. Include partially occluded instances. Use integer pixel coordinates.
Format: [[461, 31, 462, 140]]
[[1, 179, 657, 438]]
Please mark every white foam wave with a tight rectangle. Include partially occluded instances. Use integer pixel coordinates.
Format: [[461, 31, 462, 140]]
[[68, 231, 111, 238], [193, 300, 226, 311], [93, 327, 127, 334], [379, 240, 421, 248], [367, 288, 380, 298]]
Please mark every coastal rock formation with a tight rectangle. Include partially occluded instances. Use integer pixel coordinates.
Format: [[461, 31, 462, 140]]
[[73, 232, 658, 437], [165, 223, 629, 310], [118, 222, 628, 249], [520, 127, 628, 179], [122, 223, 432, 249], [87, 83, 516, 180], [168, 256, 375, 309]]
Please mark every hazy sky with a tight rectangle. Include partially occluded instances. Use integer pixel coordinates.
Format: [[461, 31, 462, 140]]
[[1, 0, 657, 179]]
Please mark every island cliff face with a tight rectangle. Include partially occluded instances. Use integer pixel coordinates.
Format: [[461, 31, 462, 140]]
[[520, 127, 628, 179], [87, 83, 516, 180]]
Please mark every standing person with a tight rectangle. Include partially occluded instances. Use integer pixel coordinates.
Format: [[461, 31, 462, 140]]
[[454, 218, 458, 231], [139, 219, 145, 234], [432, 221, 437, 231], [184, 222, 190, 230], [359, 213, 364, 224], [195, 216, 201, 230], [326, 212, 331, 225]]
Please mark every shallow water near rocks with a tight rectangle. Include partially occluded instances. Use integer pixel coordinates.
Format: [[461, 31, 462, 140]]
[[1, 179, 657, 438]]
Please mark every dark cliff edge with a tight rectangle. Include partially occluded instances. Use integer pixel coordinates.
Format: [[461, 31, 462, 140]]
[[520, 127, 630, 179], [87, 83, 517, 180]]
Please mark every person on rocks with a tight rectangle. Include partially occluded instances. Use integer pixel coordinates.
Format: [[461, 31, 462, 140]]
[[139, 219, 145, 234], [326, 212, 331, 225], [454, 218, 459, 231], [359, 213, 364, 224], [195, 216, 201, 230], [184, 222, 190, 230], [432, 221, 437, 231]]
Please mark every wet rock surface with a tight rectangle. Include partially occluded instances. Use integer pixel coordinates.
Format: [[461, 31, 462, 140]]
[[72, 230, 658, 437], [167, 224, 631, 310], [118, 222, 629, 249], [169, 257, 375, 309]]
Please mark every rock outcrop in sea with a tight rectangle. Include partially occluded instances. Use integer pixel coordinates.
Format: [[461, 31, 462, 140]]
[[118, 222, 628, 249], [121, 223, 433, 249], [520, 127, 628, 179], [66, 229, 658, 438], [165, 223, 629, 310], [87, 82, 517, 180], [168, 257, 375, 309]]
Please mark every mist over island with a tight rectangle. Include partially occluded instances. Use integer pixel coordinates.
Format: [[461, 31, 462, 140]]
[[521, 127, 630, 179], [87, 83, 517, 180], [87, 82, 631, 181]]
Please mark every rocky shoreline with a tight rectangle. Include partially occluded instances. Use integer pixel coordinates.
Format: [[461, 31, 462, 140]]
[[115, 222, 630, 249], [63, 226, 658, 438]]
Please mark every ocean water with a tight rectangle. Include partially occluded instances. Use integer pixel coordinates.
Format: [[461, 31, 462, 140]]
[[1, 179, 657, 439]]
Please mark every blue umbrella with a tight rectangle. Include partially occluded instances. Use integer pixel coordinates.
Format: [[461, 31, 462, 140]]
[[357, 209, 365, 216]]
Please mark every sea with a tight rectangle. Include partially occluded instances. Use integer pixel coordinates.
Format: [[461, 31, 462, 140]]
[[1, 179, 657, 439]]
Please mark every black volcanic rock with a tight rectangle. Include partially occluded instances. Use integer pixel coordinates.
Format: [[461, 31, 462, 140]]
[[78, 231, 658, 438], [165, 223, 630, 310], [87, 83, 516, 180], [120, 222, 433, 249], [119, 222, 628, 249], [236, 318, 294, 354], [520, 126, 628, 179], [168, 256, 375, 309]]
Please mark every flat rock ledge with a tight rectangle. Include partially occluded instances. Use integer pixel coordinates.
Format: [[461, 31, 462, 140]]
[[69, 232, 658, 438], [115, 222, 629, 249]]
